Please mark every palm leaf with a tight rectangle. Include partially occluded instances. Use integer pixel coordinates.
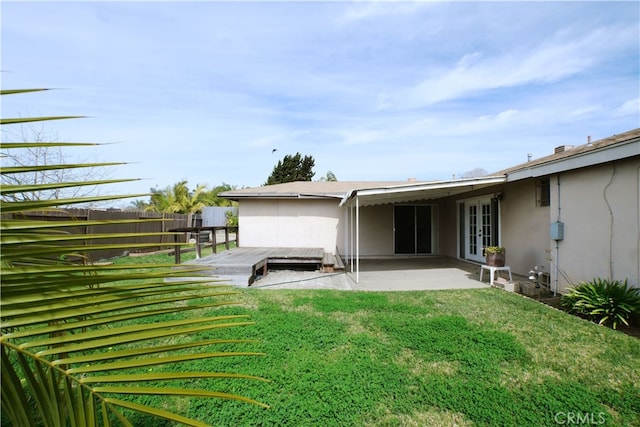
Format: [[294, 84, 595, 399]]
[[0, 178, 141, 196], [1, 141, 99, 149], [1, 89, 268, 426], [0, 88, 50, 95], [0, 116, 86, 125], [1, 162, 127, 174]]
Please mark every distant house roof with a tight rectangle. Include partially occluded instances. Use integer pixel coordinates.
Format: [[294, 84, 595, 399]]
[[499, 128, 640, 181]]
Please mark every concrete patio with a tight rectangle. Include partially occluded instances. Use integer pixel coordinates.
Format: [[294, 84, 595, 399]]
[[248, 257, 495, 291]]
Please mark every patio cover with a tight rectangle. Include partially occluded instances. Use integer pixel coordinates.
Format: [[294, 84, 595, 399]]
[[339, 176, 507, 282], [339, 176, 506, 207]]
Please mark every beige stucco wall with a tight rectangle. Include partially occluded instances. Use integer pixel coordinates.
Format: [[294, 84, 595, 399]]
[[549, 158, 640, 291], [499, 180, 551, 279], [354, 205, 394, 257], [238, 199, 341, 254]]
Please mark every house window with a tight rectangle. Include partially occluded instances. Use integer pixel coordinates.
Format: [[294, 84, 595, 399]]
[[536, 178, 550, 207]]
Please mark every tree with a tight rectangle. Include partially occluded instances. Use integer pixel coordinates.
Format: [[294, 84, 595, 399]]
[[319, 171, 338, 182], [128, 198, 151, 211], [459, 168, 488, 179], [144, 181, 237, 214], [147, 180, 208, 214], [1, 88, 267, 426], [201, 182, 237, 207], [1, 123, 114, 203], [265, 152, 315, 185]]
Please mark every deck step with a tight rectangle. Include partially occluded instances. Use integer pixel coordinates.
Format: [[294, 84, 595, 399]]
[[322, 252, 345, 273]]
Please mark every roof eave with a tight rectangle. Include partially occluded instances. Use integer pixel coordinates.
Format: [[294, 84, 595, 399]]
[[219, 192, 343, 200], [506, 138, 640, 182], [339, 176, 506, 207]]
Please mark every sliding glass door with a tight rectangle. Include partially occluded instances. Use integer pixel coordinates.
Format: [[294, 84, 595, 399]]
[[394, 205, 435, 255]]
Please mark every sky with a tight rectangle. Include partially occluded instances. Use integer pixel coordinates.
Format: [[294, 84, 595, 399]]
[[2, 1, 639, 201]]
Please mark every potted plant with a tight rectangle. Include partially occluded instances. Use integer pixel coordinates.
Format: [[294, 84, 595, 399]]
[[484, 246, 506, 267]]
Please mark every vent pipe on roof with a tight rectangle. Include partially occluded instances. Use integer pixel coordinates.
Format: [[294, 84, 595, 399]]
[[527, 153, 532, 162], [587, 135, 592, 146]]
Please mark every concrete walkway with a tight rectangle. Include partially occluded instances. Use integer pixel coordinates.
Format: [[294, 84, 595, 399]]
[[249, 257, 491, 291]]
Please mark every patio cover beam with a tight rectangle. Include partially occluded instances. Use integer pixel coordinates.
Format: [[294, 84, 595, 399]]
[[339, 176, 506, 208]]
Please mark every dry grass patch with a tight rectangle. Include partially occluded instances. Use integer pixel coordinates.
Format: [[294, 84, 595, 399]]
[[368, 404, 474, 427], [395, 348, 459, 377]]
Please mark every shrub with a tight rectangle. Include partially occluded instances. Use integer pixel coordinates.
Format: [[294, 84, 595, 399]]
[[561, 278, 640, 329]]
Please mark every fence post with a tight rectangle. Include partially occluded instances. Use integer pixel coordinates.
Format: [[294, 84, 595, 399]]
[[174, 233, 181, 264]]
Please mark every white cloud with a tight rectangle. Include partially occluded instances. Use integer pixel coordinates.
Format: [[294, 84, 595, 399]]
[[394, 25, 637, 108], [338, 129, 386, 146], [614, 98, 640, 117], [569, 105, 602, 118], [338, 1, 430, 25]]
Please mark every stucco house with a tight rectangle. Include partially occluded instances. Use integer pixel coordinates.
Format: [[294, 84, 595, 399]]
[[221, 128, 640, 294]]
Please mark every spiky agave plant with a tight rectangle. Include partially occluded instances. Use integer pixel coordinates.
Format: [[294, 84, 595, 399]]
[[0, 89, 268, 426], [561, 278, 640, 330]]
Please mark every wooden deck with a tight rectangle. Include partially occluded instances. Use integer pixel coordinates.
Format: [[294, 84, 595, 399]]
[[188, 247, 338, 286]]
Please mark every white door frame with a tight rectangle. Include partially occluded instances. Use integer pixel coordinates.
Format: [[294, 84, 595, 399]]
[[461, 196, 497, 263]]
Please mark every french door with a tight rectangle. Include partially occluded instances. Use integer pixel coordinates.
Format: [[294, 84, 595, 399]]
[[394, 205, 435, 255], [463, 198, 498, 262]]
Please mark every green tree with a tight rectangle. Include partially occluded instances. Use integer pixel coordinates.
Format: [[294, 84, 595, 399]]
[[201, 182, 237, 207], [145, 181, 237, 213], [147, 180, 208, 214], [128, 198, 151, 211], [265, 152, 315, 185], [319, 171, 338, 182], [0, 88, 267, 426]]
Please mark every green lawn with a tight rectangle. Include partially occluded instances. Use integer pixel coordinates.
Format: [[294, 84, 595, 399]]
[[115, 275, 639, 426]]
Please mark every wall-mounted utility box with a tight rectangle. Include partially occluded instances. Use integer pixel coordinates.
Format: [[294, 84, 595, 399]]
[[550, 221, 564, 241]]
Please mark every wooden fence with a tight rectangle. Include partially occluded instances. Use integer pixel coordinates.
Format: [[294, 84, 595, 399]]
[[11, 209, 191, 261]]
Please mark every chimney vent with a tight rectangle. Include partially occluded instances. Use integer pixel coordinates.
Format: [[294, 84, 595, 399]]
[[587, 135, 592, 146]]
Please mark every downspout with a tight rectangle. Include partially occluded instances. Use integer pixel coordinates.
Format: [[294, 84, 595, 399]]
[[637, 165, 640, 286], [603, 163, 616, 280]]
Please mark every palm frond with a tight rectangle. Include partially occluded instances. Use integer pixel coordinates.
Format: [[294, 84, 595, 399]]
[[1, 116, 87, 126], [1, 162, 127, 174], [1, 88, 268, 426], [1, 178, 140, 196]]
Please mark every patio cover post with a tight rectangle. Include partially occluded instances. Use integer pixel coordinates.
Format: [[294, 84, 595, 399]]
[[350, 202, 353, 274], [356, 195, 360, 283]]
